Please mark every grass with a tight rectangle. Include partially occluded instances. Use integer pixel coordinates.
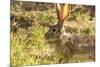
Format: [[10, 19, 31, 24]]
[[10, 1, 95, 67]]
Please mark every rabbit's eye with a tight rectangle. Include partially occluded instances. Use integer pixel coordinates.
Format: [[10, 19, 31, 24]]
[[52, 28, 56, 33]]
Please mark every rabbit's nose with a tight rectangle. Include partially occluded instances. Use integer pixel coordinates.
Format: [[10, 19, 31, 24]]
[[45, 32, 48, 39]]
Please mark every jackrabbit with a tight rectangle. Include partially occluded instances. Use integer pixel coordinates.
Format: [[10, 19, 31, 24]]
[[45, 3, 78, 63], [45, 3, 95, 63]]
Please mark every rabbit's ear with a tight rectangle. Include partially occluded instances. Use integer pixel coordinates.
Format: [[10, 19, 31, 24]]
[[61, 4, 71, 22], [56, 4, 71, 24], [56, 4, 61, 22]]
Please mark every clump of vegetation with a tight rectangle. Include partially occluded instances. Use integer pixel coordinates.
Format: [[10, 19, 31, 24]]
[[10, 1, 95, 66], [11, 24, 57, 66]]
